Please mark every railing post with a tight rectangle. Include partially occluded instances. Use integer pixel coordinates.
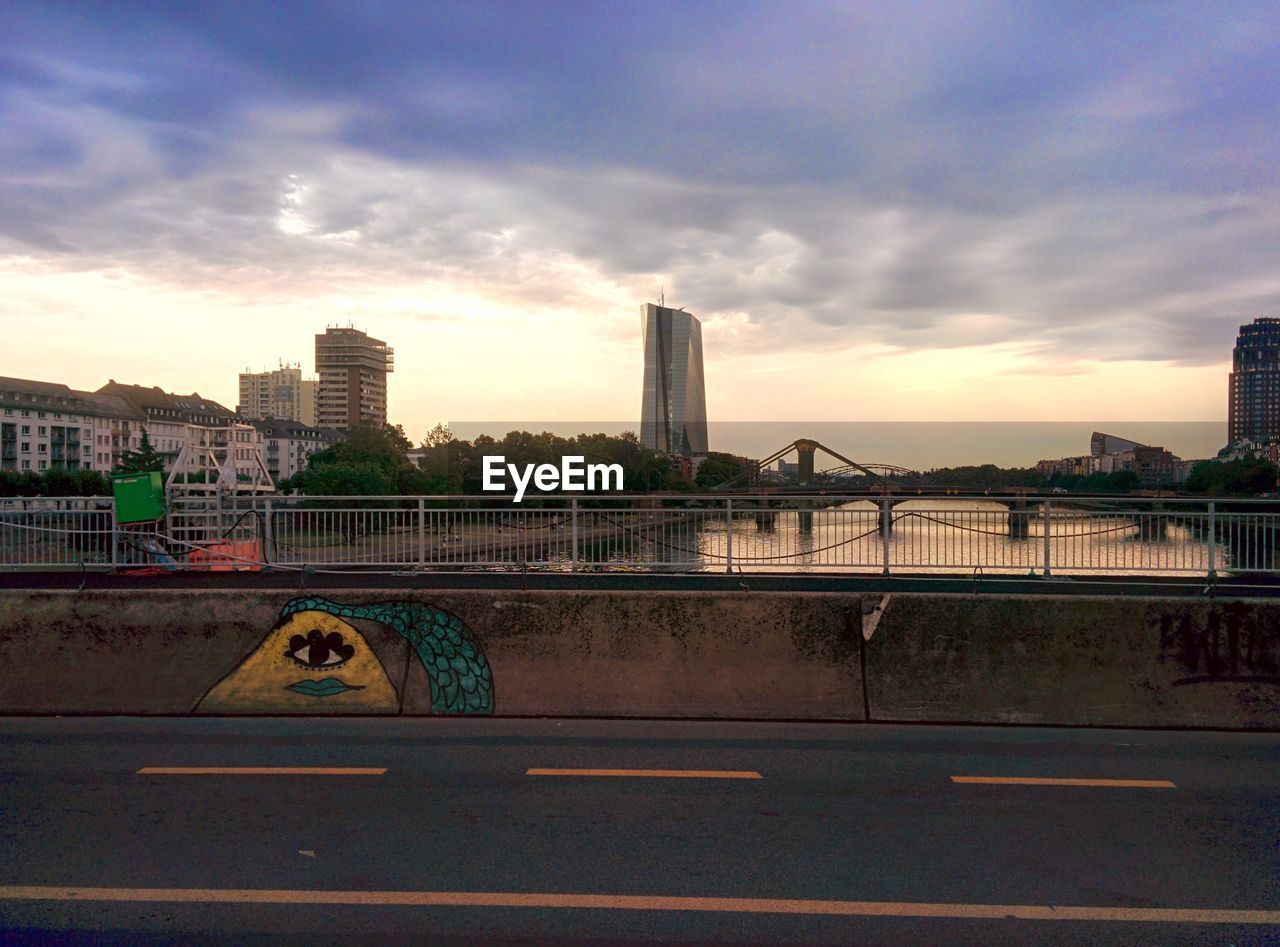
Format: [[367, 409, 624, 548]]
[[110, 503, 119, 570], [724, 498, 733, 573], [417, 498, 426, 571], [880, 496, 891, 576], [1207, 501, 1217, 580], [262, 498, 273, 567], [1042, 499, 1052, 577], [570, 497, 579, 572]]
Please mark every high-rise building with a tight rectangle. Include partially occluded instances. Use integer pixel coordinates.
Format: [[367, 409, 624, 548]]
[[314, 326, 395, 430], [1229, 317, 1280, 445], [237, 364, 317, 426], [640, 303, 708, 455]]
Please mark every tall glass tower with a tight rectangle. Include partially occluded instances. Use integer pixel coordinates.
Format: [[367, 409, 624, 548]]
[[1229, 317, 1280, 445], [640, 303, 708, 455]]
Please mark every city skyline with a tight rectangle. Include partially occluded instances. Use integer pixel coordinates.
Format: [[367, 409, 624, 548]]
[[3, 3, 1278, 435]]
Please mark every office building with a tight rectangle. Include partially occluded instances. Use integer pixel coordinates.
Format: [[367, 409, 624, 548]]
[[315, 326, 395, 430], [238, 364, 317, 426], [1229, 317, 1280, 445], [640, 303, 708, 455]]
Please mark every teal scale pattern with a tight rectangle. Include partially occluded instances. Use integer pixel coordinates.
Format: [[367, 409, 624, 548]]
[[279, 596, 494, 714]]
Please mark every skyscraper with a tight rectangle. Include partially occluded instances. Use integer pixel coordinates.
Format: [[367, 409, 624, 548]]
[[1229, 317, 1280, 445], [315, 326, 395, 430], [640, 303, 708, 455]]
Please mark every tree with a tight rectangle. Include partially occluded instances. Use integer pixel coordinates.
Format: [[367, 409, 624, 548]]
[[73, 469, 110, 496], [695, 452, 749, 490], [293, 422, 413, 497], [115, 429, 164, 473], [1187, 457, 1278, 496], [40, 467, 77, 497], [421, 423, 451, 448]]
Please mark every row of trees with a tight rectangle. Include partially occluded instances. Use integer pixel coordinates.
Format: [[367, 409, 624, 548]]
[[275, 424, 1280, 498], [0, 468, 112, 498], [5, 422, 1276, 498], [0, 430, 173, 497], [273, 423, 754, 497]]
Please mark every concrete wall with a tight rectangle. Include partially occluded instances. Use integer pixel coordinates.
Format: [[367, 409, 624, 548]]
[[864, 594, 1280, 729], [0, 590, 1276, 728], [0, 591, 863, 719]]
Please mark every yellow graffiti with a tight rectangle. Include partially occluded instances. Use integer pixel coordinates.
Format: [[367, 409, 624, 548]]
[[196, 611, 398, 714]]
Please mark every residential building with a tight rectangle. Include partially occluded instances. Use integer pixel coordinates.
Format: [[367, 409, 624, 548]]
[[1228, 317, 1280, 445], [1037, 435, 1184, 485], [238, 364, 318, 426], [315, 326, 394, 430], [639, 303, 708, 455], [250, 418, 343, 482], [98, 382, 270, 487], [0, 377, 144, 473]]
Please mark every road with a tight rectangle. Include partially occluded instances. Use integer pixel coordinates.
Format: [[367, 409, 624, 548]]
[[1, 717, 1278, 944]]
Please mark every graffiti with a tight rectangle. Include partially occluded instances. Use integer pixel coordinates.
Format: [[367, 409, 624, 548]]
[[1158, 605, 1280, 687], [196, 596, 494, 714]]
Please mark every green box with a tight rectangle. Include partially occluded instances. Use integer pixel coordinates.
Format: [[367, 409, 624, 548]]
[[111, 471, 166, 524]]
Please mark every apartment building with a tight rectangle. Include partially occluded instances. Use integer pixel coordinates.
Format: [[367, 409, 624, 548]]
[[237, 364, 318, 426], [250, 418, 343, 482], [0, 377, 144, 473], [315, 326, 394, 429], [98, 382, 270, 486]]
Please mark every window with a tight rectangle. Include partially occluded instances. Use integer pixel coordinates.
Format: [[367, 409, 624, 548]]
[[38, 460, 46, 470], [38, 426, 46, 436], [37, 444, 46, 453], [20, 442, 29, 452], [21, 460, 29, 470], [37, 411, 45, 418], [21, 425, 29, 435]]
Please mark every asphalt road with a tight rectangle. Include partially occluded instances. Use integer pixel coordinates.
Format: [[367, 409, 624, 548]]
[[1, 717, 1278, 945]]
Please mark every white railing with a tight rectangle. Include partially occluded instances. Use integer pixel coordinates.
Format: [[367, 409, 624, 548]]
[[2, 494, 1279, 577]]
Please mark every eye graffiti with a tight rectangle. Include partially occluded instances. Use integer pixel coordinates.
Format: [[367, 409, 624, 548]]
[[195, 611, 399, 714], [194, 597, 494, 715], [286, 630, 356, 669]]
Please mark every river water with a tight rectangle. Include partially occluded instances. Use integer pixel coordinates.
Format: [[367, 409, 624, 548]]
[[618, 499, 1246, 575]]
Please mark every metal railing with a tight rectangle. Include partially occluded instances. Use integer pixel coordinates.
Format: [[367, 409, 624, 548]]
[[2, 493, 1279, 577]]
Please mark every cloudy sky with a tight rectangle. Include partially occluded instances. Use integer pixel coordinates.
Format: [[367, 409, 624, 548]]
[[2, 1, 1277, 438]]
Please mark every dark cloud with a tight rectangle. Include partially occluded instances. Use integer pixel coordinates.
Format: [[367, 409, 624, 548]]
[[1, 0, 1278, 367]]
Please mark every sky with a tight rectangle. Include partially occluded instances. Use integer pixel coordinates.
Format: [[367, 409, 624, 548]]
[[2, 1, 1278, 442]]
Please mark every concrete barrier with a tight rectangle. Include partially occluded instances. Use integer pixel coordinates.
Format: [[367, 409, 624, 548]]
[[864, 595, 1280, 729], [0, 590, 863, 719], [0, 589, 1276, 727]]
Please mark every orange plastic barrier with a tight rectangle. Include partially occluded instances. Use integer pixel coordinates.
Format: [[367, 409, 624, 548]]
[[186, 541, 263, 572]]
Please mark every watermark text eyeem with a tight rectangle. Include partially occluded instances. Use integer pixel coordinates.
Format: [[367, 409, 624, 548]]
[[482, 456, 623, 502]]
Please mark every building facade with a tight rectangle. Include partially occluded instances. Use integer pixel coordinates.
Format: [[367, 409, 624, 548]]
[[315, 326, 395, 430], [250, 418, 343, 482], [237, 364, 317, 426], [639, 304, 708, 455], [0, 377, 144, 474], [1229, 317, 1280, 445], [1037, 432, 1185, 485], [98, 382, 270, 486]]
